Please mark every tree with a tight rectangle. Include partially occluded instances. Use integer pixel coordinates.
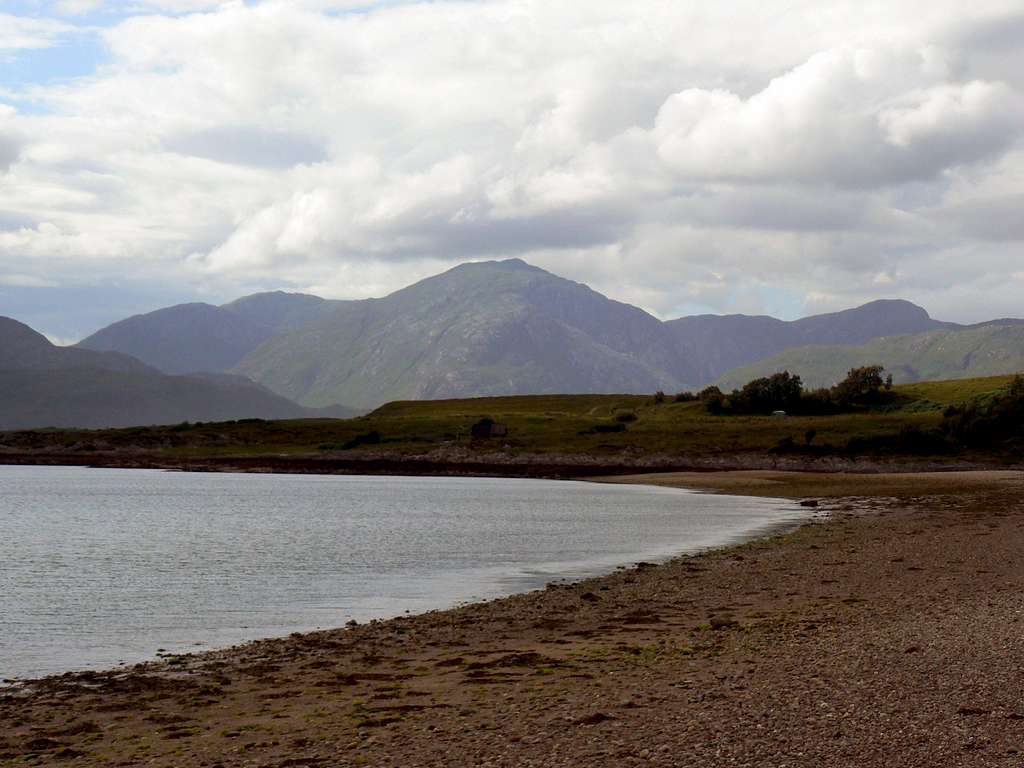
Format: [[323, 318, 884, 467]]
[[831, 365, 886, 407], [732, 371, 803, 413], [698, 385, 726, 414]]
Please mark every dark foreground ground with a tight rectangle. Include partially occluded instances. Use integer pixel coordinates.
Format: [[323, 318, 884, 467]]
[[2, 470, 1023, 767]]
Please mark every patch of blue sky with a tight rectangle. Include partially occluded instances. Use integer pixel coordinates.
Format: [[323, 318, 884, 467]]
[[3, 34, 106, 85], [1, 32, 106, 112]]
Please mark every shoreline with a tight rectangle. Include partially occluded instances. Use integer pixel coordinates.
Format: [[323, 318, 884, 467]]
[[2, 469, 1023, 766], [0, 473, 809, 684], [0, 447, 1014, 480]]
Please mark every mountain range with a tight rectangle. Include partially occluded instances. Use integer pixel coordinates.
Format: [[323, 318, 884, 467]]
[[3, 258, 1022, 429]]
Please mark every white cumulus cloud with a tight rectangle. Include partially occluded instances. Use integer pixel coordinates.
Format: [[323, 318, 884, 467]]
[[0, 0, 1023, 338]]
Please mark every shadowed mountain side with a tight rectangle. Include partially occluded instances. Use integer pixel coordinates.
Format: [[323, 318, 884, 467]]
[[715, 324, 1024, 390], [233, 259, 695, 409], [0, 316, 153, 374], [667, 299, 944, 384], [76, 292, 339, 374], [0, 367, 352, 430], [1, 316, 356, 428]]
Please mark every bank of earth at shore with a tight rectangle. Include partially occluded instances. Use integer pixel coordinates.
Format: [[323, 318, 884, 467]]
[[2, 470, 1023, 767]]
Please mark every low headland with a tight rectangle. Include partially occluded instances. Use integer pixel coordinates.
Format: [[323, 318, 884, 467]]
[[2, 469, 1023, 766], [1, 373, 1022, 477]]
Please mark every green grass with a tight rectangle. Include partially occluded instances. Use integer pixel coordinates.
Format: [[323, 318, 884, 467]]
[[893, 374, 1019, 405], [0, 375, 1019, 462]]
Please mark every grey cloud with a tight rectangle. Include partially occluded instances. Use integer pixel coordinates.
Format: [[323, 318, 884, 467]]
[[164, 126, 327, 168], [954, 11, 1024, 52], [941, 193, 1024, 242], [682, 187, 872, 232], [0, 134, 21, 172], [387, 205, 634, 260], [0, 210, 36, 230]]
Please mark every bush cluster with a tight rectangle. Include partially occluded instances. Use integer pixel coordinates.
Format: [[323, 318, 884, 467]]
[[703, 365, 893, 415], [940, 375, 1024, 448]]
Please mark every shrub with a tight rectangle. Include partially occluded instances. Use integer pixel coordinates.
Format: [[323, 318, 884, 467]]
[[940, 375, 1024, 449], [674, 391, 697, 403], [697, 385, 723, 401], [339, 430, 382, 450], [579, 423, 628, 435], [845, 426, 951, 456]]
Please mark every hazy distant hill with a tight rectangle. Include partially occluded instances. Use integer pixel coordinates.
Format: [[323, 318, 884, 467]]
[[234, 259, 696, 409], [77, 292, 337, 374], [1, 316, 152, 374], [715, 324, 1024, 390], [0, 317, 354, 429], [666, 299, 945, 384]]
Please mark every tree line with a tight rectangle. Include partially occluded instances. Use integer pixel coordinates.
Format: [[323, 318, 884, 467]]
[[673, 365, 894, 415]]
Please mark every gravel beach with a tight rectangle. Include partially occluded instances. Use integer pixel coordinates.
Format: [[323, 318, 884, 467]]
[[2, 470, 1022, 767]]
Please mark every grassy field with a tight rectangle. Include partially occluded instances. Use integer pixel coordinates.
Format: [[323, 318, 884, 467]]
[[0, 373, 1020, 464]]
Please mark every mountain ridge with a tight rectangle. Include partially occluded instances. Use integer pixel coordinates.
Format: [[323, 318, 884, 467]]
[[77, 292, 340, 374], [69, 259, 1024, 409]]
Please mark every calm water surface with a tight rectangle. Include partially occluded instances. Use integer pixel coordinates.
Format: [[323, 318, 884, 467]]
[[0, 466, 804, 679]]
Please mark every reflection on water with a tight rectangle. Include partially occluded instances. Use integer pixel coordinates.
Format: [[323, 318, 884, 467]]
[[0, 466, 804, 679]]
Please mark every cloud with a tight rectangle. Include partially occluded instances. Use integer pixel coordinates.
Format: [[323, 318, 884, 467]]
[[1, 0, 1023, 336], [0, 106, 21, 172], [0, 13, 72, 50], [164, 126, 327, 168], [51, 0, 104, 16], [653, 48, 1024, 187]]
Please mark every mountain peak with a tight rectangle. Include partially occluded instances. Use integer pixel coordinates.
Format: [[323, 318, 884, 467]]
[[451, 258, 548, 275], [840, 298, 931, 319]]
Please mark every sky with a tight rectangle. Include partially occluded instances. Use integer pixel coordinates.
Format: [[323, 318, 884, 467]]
[[1, 0, 1022, 343]]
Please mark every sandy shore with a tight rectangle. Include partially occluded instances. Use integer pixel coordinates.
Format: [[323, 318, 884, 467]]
[[2, 470, 1023, 767]]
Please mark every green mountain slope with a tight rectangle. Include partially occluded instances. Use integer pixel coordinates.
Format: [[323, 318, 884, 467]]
[[234, 259, 697, 409], [667, 299, 945, 384], [715, 325, 1024, 390]]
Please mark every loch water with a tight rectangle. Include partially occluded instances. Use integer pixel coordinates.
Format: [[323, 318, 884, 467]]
[[0, 466, 805, 679]]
